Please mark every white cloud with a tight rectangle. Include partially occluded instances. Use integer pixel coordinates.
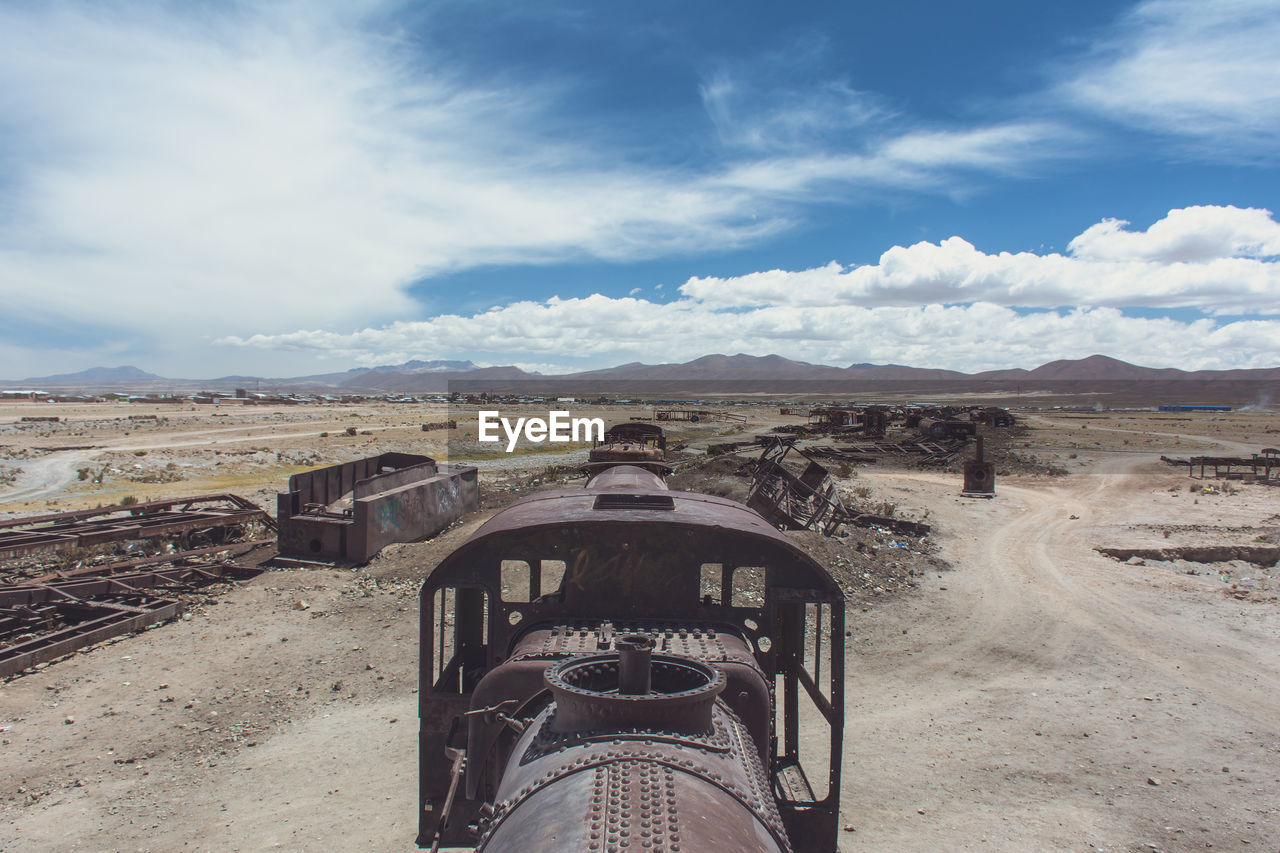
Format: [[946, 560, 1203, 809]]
[[1068, 205, 1280, 262], [680, 207, 1280, 315], [5, 3, 1278, 378], [710, 122, 1065, 200], [0, 3, 778, 345], [699, 68, 887, 154], [0, 1, 1075, 361], [1062, 0, 1280, 155], [223, 298, 1279, 373], [225, 205, 1280, 372]]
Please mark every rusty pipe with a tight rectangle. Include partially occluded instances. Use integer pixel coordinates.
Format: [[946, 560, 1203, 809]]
[[615, 634, 654, 695]]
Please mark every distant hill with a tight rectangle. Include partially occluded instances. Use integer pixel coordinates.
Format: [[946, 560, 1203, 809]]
[[216, 359, 482, 387], [972, 354, 1280, 383], [365, 359, 477, 374], [339, 364, 534, 392], [1016, 354, 1185, 381], [845, 362, 967, 381], [17, 365, 164, 385], [568, 353, 850, 381]]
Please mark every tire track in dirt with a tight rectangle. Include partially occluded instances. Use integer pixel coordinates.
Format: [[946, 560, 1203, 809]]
[[838, 457, 1280, 850], [991, 458, 1280, 721]]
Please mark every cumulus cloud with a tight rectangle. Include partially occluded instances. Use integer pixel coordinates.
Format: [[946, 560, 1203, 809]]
[[681, 207, 1280, 314], [1062, 0, 1280, 155], [223, 298, 1279, 373], [225, 205, 1280, 372], [1068, 205, 1280, 262]]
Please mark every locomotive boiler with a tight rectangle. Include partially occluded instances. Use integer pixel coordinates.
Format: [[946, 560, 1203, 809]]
[[418, 427, 845, 851]]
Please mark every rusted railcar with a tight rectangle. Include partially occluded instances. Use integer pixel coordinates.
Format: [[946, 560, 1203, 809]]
[[584, 422, 670, 476], [418, 463, 845, 851]]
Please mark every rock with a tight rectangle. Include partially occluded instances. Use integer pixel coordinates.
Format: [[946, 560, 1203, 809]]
[[1146, 777, 1160, 786], [294, 600, 310, 611], [1126, 556, 1145, 566], [64, 716, 75, 725]]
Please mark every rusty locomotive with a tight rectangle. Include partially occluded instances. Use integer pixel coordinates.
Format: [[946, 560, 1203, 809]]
[[418, 424, 845, 851]]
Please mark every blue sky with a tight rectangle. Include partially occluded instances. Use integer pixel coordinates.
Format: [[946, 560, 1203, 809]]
[[1, 0, 1278, 378]]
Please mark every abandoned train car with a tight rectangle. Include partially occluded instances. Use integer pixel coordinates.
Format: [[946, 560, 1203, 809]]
[[583, 421, 670, 476], [417, 459, 846, 851]]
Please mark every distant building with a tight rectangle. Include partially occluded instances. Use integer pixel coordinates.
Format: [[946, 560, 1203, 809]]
[[1, 389, 49, 401]]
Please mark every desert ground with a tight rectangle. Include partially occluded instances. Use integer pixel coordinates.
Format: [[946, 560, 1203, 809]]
[[1, 400, 1278, 851]]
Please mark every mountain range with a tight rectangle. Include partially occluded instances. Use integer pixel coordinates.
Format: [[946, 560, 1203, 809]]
[[4, 354, 1278, 402]]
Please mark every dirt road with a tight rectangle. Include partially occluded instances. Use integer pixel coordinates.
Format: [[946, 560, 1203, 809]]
[[0, 448, 99, 503], [840, 455, 1279, 851]]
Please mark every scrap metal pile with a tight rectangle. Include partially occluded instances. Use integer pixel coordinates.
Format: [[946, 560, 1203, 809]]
[[0, 497, 276, 679], [746, 438, 929, 537], [807, 440, 967, 465], [0, 544, 265, 678], [1177, 449, 1280, 482], [775, 404, 1012, 447], [1, 451, 484, 680], [655, 408, 748, 423], [0, 493, 275, 563]]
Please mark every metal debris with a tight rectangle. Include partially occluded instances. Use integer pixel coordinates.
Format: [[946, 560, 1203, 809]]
[[746, 439, 929, 537], [0, 494, 275, 562], [0, 554, 264, 678], [655, 408, 747, 423], [276, 452, 477, 563], [961, 436, 996, 498]]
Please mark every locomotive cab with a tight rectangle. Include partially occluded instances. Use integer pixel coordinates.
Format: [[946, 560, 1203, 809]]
[[418, 470, 845, 851]]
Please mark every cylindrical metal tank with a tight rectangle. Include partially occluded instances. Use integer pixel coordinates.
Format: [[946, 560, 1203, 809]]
[[475, 649, 790, 852]]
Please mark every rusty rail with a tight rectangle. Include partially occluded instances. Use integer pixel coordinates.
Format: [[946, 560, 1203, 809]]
[[21, 538, 274, 584], [0, 557, 263, 678], [0, 494, 273, 562]]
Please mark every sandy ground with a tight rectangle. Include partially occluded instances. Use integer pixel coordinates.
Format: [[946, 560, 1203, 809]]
[[839, 455, 1279, 852], [1, 406, 1278, 851]]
